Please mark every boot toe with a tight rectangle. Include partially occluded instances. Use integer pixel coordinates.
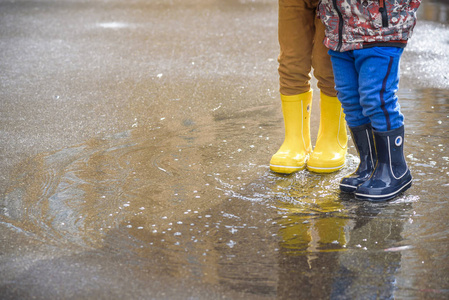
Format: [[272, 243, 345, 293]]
[[340, 177, 362, 193], [339, 172, 372, 193], [270, 152, 307, 174], [339, 183, 357, 193], [307, 152, 346, 173]]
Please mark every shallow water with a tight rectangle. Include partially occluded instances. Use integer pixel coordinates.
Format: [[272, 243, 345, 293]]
[[2, 86, 448, 298], [1, 0, 448, 299]]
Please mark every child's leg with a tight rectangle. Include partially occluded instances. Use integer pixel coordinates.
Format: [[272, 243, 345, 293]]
[[329, 50, 374, 192], [354, 47, 404, 131], [311, 14, 336, 97], [328, 50, 371, 127], [278, 0, 316, 96], [353, 47, 411, 201], [270, 0, 317, 174]]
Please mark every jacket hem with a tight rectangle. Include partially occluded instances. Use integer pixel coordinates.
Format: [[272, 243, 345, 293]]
[[362, 41, 407, 49]]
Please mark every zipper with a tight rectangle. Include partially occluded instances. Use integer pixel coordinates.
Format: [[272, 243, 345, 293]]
[[332, 0, 344, 51], [379, 0, 389, 27]]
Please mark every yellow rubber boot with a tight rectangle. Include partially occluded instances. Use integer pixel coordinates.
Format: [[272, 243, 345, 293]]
[[307, 92, 348, 173], [270, 90, 312, 174]]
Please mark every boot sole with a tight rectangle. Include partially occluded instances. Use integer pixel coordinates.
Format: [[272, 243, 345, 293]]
[[339, 183, 357, 193], [306, 163, 345, 174], [355, 179, 413, 202], [270, 164, 305, 174]]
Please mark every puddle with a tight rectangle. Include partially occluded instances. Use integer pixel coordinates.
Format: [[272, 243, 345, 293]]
[[2, 85, 448, 298]]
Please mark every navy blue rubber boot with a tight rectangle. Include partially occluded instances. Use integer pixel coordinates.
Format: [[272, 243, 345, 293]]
[[355, 126, 412, 201], [340, 123, 376, 193]]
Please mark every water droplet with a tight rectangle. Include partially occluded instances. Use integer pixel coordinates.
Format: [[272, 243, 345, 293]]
[[97, 22, 129, 29], [226, 240, 236, 248]]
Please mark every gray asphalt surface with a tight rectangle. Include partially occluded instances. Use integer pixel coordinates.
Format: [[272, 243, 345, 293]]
[[1, 0, 449, 299]]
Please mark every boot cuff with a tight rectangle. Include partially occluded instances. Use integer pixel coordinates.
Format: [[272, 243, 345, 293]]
[[373, 125, 404, 136], [350, 122, 372, 133]]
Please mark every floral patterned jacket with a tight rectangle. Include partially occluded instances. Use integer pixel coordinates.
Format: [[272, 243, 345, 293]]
[[318, 0, 421, 52]]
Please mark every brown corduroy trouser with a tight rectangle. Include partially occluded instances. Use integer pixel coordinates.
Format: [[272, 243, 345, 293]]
[[278, 0, 337, 97]]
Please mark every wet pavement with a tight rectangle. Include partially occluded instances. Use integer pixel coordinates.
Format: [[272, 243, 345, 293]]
[[1, 0, 448, 299]]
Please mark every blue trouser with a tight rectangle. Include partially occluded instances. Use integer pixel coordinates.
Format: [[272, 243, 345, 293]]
[[328, 47, 404, 132]]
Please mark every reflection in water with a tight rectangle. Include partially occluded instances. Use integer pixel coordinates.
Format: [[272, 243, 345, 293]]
[[274, 175, 349, 254], [268, 173, 413, 299], [1, 87, 448, 298], [273, 174, 349, 299]]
